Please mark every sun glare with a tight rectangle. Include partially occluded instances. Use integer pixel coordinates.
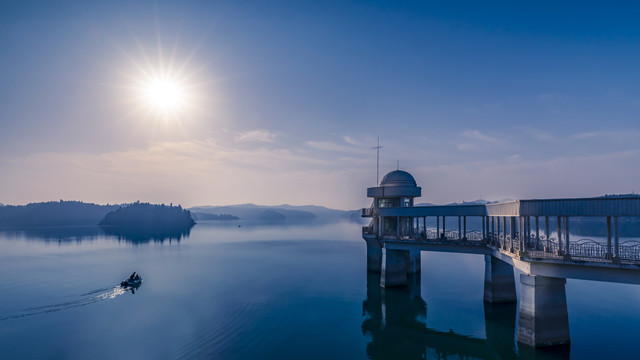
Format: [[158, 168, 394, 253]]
[[140, 75, 187, 116]]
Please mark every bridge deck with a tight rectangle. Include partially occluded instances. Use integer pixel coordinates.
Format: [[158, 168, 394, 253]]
[[380, 238, 640, 285]]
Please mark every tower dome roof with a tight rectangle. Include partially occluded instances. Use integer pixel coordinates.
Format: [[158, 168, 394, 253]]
[[380, 170, 417, 187]]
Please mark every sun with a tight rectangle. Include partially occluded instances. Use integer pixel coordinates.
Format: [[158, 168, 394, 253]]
[[138, 74, 188, 117]]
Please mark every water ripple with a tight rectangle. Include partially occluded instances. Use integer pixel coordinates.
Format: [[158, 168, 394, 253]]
[[0, 285, 131, 321]]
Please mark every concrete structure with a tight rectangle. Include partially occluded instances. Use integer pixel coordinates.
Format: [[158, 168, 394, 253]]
[[362, 170, 640, 348]]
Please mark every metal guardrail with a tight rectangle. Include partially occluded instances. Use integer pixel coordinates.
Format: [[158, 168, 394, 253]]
[[364, 225, 640, 264], [361, 207, 374, 217]]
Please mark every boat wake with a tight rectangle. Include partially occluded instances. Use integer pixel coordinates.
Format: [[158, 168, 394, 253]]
[[0, 285, 132, 321]]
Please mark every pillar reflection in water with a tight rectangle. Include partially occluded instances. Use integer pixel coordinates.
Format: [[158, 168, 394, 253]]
[[361, 273, 570, 360]]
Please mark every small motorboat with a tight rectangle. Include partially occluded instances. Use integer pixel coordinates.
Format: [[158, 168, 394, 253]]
[[120, 276, 142, 287]]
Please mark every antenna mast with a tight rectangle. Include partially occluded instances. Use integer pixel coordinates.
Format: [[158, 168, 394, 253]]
[[372, 137, 382, 185]]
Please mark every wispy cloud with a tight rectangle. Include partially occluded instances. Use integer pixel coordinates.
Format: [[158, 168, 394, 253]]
[[569, 129, 640, 140], [234, 129, 277, 143], [306, 140, 369, 155], [456, 130, 506, 151], [0, 139, 373, 208]]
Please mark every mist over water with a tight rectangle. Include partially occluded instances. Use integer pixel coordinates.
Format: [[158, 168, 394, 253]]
[[0, 222, 638, 359]]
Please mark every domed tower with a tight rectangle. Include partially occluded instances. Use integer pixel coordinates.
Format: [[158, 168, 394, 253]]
[[362, 170, 421, 273]]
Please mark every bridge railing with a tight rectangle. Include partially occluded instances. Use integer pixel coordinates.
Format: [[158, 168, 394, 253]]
[[411, 227, 485, 242], [524, 236, 640, 264], [619, 240, 640, 261]]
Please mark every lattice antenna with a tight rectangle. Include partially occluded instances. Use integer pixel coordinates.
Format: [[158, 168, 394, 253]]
[[372, 137, 382, 185]]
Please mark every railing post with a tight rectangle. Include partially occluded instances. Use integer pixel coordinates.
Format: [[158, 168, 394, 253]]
[[535, 216, 540, 250], [519, 216, 525, 254], [564, 217, 571, 260], [614, 216, 620, 263], [606, 216, 612, 260], [557, 216, 562, 255]]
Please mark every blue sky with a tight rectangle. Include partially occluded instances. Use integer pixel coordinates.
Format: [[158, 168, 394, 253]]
[[1, 1, 639, 209]]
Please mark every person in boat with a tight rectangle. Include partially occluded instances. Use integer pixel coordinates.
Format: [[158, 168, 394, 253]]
[[129, 272, 136, 280], [134, 274, 140, 280]]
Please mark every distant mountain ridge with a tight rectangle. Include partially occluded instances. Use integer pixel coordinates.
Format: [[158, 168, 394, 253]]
[[189, 203, 363, 224], [0, 200, 118, 227]]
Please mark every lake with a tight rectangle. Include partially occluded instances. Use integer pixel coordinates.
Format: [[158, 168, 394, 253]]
[[0, 221, 638, 359]]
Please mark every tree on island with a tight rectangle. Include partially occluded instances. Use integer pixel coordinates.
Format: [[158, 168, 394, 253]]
[[99, 202, 195, 230]]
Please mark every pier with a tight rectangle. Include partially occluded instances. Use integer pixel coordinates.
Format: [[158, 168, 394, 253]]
[[362, 170, 640, 348]]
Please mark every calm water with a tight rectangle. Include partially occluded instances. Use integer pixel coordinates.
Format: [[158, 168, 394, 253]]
[[0, 221, 638, 359]]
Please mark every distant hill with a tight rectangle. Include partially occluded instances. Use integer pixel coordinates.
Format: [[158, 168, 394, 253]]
[[191, 213, 239, 221], [189, 204, 365, 224], [0, 201, 118, 228]]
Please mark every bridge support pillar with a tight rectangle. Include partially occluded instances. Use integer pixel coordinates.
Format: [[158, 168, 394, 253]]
[[381, 248, 408, 287], [517, 274, 570, 347], [483, 255, 517, 303], [365, 238, 383, 273]]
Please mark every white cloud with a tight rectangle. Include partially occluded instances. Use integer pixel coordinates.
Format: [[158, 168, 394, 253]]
[[305, 140, 369, 155], [569, 130, 640, 140], [462, 130, 503, 144], [234, 129, 276, 143], [0, 139, 372, 209]]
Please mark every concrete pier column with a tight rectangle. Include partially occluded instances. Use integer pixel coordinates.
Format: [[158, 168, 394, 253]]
[[503, 217, 507, 250], [436, 216, 440, 238], [458, 216, 462, 240], [525, 217, 529, 247], [381, 248, 408, 287], [545, 216, 550, 252], [517, 274, 570, 347], [406, 250, 421, 274], [491, 217, 495, 242], [482, 216, 486, 240], [442, 216, 446, 239], [483, 255, 517, 303], [510, 217, 516, 252], [497, 217, 501, 246], [463, 216, 467, 240], [365, 238, 383, 272]]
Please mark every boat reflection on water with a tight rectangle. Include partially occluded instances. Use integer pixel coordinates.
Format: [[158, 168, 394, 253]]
[[361, 273, 570, 360]]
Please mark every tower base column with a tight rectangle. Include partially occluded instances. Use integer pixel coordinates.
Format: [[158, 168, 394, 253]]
[[365, 238, 383, 273], [381, 248, 408, 288], [406, 250, 421, 275]]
